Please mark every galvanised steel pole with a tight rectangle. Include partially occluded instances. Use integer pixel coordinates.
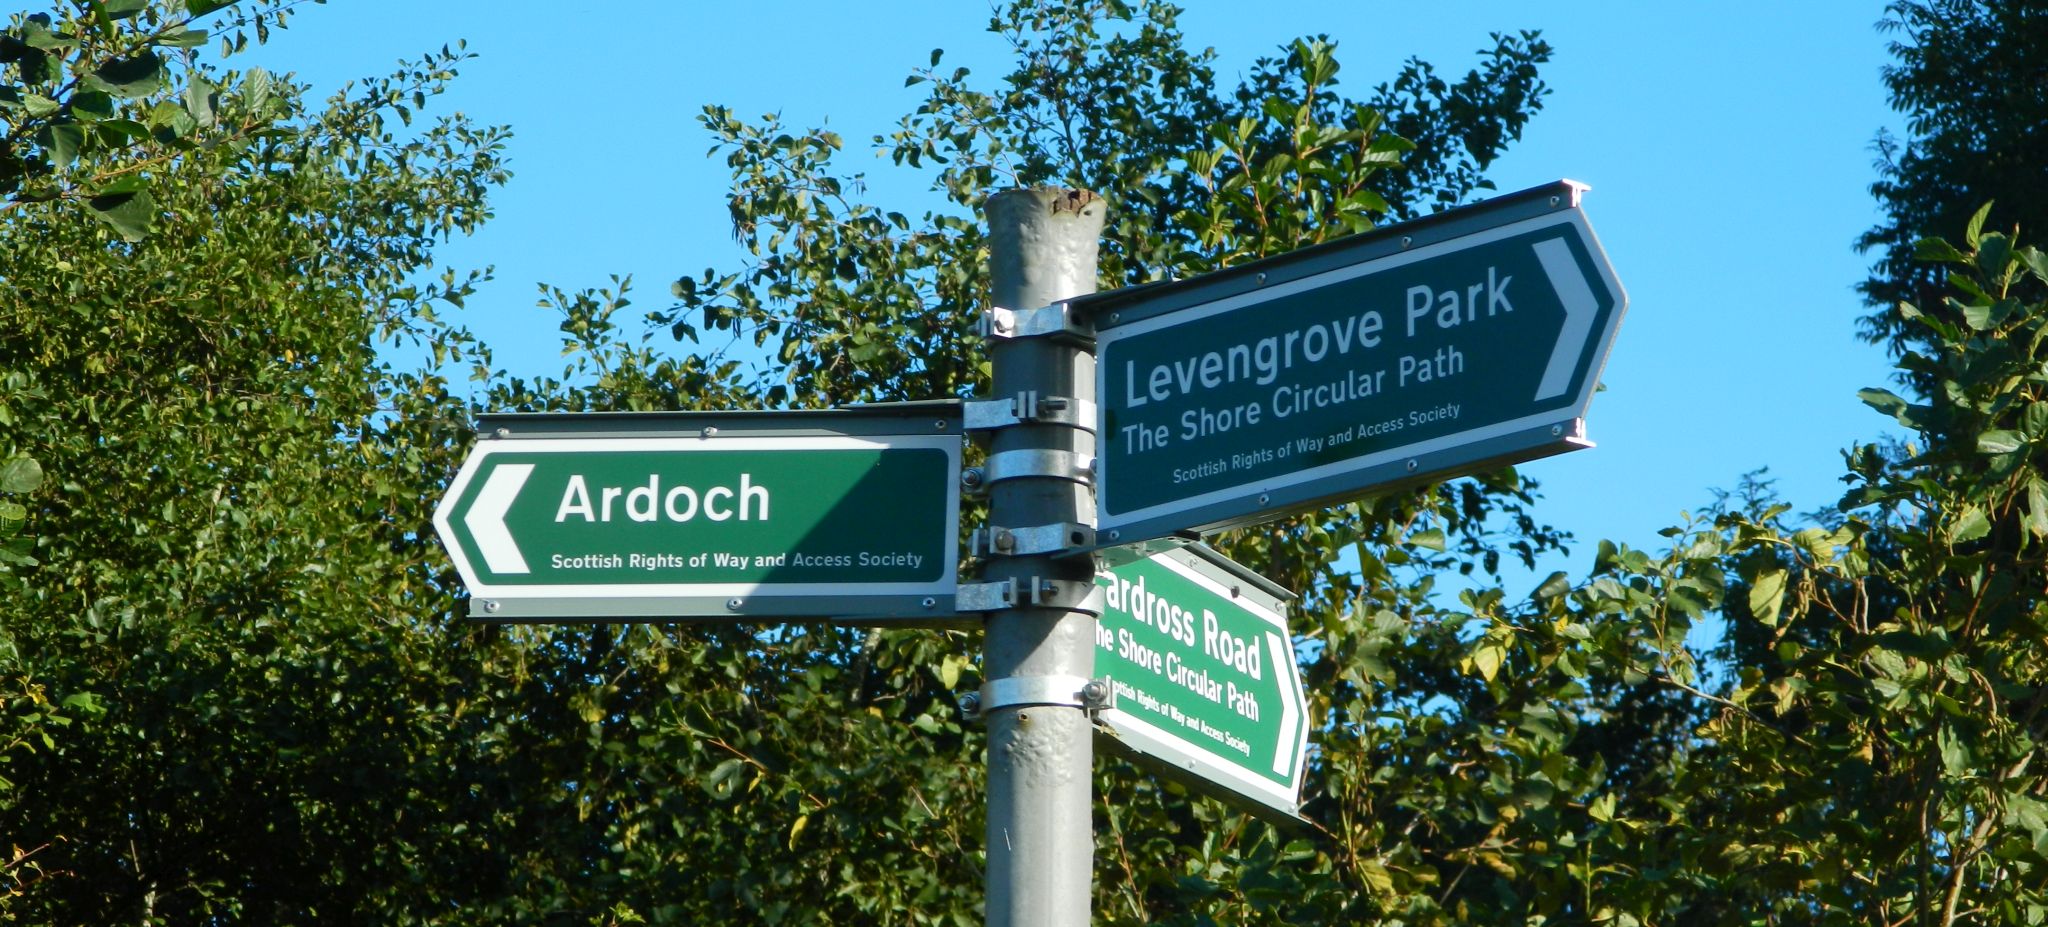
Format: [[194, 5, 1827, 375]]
[[981, 187, 1105, 927]]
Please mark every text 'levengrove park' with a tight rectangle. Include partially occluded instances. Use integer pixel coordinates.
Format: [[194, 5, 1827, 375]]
[[1092, 194, 1625, 543]]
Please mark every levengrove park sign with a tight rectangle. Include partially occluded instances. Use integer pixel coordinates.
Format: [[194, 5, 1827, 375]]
[[1090, 181, 1627, 543], [432, 405, 963, 623]]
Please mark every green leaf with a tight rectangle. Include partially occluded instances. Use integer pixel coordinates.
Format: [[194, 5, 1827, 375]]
[[157, 27, 208, 48], [1977, 429, 2027, 454], [2023, 402, 2048, 438], [2023, 246, 2048, 285], [1949, 506, 1991, 544], [184, 75, 216, 128], [1529, 570, 1570, 600], [1407, 527, 1445, 552], [1965, 200, 1994, 248], [2027, 479, 2048, 539], [0, 457, 43, 493], [701, 758, 745, 800], [96, 174, 146, 196], [85, 53, 166, 99], [1938, 725, 1970, 777], [42, 123, 85, 166], [87, 188, 154, 241], [1748, 567, 1787, 627], [22, 94, 61, 118], [1914, 237, 1968, 263], [1979, 232, 2014, 283], [1859, 387, 1907, 418], [1792, 527, 1836, 562], [68, 90, 114, 120], [101, 0, 149, 19], [185, 0, 237, 15], [22, 20, 75, 50], [0, 501, 25, 538], [1468, 627, 1510, 682]]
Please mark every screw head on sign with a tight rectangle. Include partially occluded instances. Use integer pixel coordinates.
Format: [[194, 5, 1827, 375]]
[[1258, 493, 1270, 506], [493, 427, 510, 439], [1401, 236, 1412, 248], [958, 692, 981, 715], [725, 598, 743, 611], [482, 600, 500, 613], [1406, 459, 1419, 472], [962, 467, 985, 489], [1082, 680, 1109, 704], [1551, 424, 1564, 436], [994, 530, 1015, 552], [701, 427, 718, 438]]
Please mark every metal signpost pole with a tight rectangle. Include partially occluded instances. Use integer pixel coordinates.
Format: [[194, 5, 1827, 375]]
[[979, 188, 1105, 927]]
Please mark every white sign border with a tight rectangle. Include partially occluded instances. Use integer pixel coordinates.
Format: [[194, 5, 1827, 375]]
[[432, 434, 962, 600], [1095, 208, 1625, 534]]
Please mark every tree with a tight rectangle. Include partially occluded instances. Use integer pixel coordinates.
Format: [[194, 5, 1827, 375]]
[[1857, 0, 2048, 360], [0, 0, 518, 919]]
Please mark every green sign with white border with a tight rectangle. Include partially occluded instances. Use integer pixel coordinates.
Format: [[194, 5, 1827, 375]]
[[433, 408, 963, 623], [1094, 543, 1307, 820], [1091, 181, 1627, 544]]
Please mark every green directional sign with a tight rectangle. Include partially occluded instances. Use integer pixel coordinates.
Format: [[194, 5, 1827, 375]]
[[1091, 180, 1627, 543], [432, 408, 963, 623], [1093, 543, 1306, 820]]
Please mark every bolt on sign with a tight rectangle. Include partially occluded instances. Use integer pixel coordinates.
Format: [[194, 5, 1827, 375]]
[[432, 405, 964, 623], [1089, 180, 1628, 544]]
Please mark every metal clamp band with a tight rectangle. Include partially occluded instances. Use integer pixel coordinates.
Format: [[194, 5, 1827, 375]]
[[963, 394, 1099, 433], [982, 448, 1096, 487], [971, 522, 1096, 558], [954, 577, 1104, 614], [980, 302, 1088, 340], [976, 675, 1115, 716]]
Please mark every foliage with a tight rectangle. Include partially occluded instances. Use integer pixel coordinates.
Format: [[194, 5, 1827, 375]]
[[0, 0, 321, 240], [0, 0, 518, 919], [11, 1, 2039, 925], [1856, 0, 2048, 361]]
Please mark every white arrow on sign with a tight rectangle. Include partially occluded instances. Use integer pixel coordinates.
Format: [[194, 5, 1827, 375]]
[[1532, 236, 1599, 401], [1265, 630, 1301, 777], [464, 463, 533, 574]]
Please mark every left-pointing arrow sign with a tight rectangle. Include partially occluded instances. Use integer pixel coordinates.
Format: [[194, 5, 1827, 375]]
[[429, 409, 966, 623], [464, 463, 532, 574]]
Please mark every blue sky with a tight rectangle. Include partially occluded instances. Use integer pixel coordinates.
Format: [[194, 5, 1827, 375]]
[[250, 1, 1907, 585]]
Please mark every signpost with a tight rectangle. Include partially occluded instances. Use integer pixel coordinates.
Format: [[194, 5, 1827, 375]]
[[1093, 543, 1308, 821], [1091, 181, 1627, 544], [432, 406, 964, 623], [428, 179, 1627, 924]]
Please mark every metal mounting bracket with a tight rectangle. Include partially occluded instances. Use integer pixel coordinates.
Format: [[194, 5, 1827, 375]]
[[980, 448, 1096, 487], [961, 675, 1116, 720], [980, 302, 1090, 341], [955, 577, 1104, 614], [970, 522, 1097, 559], [963, 393, 1098, 433]]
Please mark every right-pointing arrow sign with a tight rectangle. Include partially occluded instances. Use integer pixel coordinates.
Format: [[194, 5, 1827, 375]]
[[1092, 179, 1629, 544], [1531, 236, 1601, 401], [1094, 543, 1308, 823]]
